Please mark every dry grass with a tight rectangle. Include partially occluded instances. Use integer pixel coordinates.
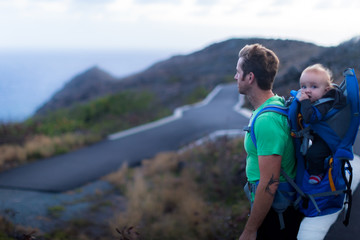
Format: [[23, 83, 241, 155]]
[[0, 216, 42, 240], [0, 210, 112, 240], [104, 162, 132, 194], [0, 137, 249, 240], [0, 144, 27, 166], [112, 170, 214, 240], [110, 137, 249, 240], [0, 133, 101, 172], [142, 152, 179, 177]]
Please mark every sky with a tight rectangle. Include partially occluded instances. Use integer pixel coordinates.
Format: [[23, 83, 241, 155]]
[[1, 0, 360, 54]]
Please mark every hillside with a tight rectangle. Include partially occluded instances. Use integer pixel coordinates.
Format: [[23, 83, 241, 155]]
[[36, 66, 120, 115], [275, 36, 360, 95], [35, 38, 326, 114], [306, 36, 360, 80], [2, 36, 359, 172]]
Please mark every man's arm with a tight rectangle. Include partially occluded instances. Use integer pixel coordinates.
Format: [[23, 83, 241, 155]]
[[239, 154, 282, 240]]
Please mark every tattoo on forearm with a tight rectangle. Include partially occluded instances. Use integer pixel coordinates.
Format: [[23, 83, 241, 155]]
[[265, 175, 280, 196]]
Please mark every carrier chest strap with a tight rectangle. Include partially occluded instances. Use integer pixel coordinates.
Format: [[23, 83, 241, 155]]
[[313, 97, 335, 107]]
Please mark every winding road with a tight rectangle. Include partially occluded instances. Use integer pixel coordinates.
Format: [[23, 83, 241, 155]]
[[0, 83, 249, 193], [0, 82, 359, 239]]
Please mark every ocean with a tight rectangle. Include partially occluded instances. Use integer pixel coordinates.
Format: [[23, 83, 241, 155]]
[[0, 49, 176, 122]]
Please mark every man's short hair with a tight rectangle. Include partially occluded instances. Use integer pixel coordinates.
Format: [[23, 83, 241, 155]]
[[238, 44, 279, 90]]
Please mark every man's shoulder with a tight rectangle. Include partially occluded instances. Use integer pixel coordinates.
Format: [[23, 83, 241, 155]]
[[266, 95, 286, 106], [258, 96, 287, 119], [254, 96, 285, 114], [256, 110, 287, 126]]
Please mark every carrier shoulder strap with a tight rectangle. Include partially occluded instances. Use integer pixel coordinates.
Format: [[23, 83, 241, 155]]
[[244, 104, 289, 148], [340, 68, 360, 226], [342, 68, 360, 146]]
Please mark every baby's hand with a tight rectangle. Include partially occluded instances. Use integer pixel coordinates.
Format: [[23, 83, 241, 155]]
[[297, 89, 309, 101]]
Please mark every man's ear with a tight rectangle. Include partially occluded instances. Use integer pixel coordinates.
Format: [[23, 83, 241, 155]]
[[248, 72, 255, 84]]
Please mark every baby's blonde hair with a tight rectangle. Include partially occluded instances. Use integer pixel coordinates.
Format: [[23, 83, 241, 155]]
[[301, 64, 333, 87]]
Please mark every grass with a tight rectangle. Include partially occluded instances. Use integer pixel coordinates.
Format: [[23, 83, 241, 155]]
[[0, 85, 249, 239], [109, 136, 249, 240], [29, 90, 169, 136], [47, 205, 65, 218], [0, 90, 171, 172], [185, 86, 210, 105], [90, 200, 113, 212], [0, 82, 216, 173], [0, 136, 249, 240], [0, 216, 40, 240], [0, 83, 215, 173], [0, 133, 101, 172]]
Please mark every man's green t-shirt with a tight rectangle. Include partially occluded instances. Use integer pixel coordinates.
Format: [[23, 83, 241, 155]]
[[244, 95, 296, 183]]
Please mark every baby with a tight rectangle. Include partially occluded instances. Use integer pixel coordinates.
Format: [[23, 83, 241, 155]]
[[298, 64, 346, 184]]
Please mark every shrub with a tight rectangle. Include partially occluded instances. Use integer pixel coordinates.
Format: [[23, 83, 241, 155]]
[[47, 205, 65, 218], [111, 137, 249, 240], [0, 133, 101, 172], [25, 90, 171, 138], [0, 89, 172, 172], [185, 86, 210, 104]]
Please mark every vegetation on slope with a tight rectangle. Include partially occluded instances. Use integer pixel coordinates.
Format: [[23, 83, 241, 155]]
[[106, 136, 248, 240], [0, 87, 209, 172], [1, 137, 249, 240]]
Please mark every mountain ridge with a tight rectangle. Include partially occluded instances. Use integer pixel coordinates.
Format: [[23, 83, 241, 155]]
[[36, 37, 360, 115]]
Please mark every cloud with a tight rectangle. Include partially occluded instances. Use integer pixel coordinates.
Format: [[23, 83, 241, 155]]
[[271, 0, 295, 7], [134, 0, 181, 4], [71, 0, 116, 4], [196, 0, 219, 5], [0, 0, 359, 50]]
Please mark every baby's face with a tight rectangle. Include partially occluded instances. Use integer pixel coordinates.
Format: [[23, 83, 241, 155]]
[[299, 71, 330, 102]]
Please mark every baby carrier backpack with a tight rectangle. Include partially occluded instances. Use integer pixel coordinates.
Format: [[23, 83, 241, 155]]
[[246, 68, 360, 226]]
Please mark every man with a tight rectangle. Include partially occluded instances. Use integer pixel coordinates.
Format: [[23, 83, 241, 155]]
[[235, 44, 303, 240]]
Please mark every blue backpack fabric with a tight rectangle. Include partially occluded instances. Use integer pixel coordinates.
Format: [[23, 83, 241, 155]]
[[246, 68, 360, 226]]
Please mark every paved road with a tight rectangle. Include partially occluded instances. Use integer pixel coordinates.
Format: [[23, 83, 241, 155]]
[[0, 83, 249, 192], [0, 82, 359, 239]]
